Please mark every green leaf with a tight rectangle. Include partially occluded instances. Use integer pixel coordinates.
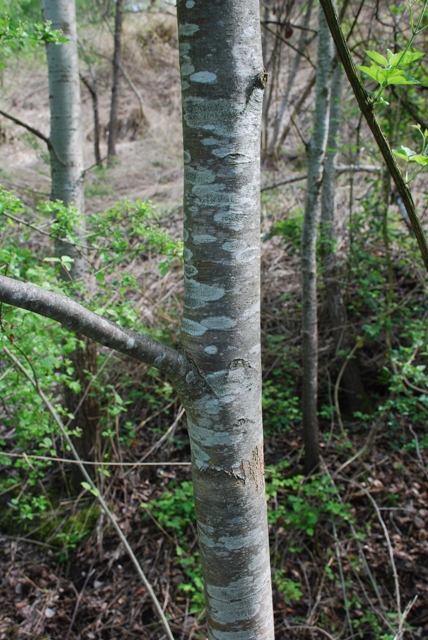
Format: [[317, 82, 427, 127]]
[[357, 64, 387, 83], [81, 481, 100, 497], [387, 49, 425, 68], [409, 154, 428, 165], [365, 50, 388, 66], [386, 71, 420, 85], [392, 145, 416, 160]]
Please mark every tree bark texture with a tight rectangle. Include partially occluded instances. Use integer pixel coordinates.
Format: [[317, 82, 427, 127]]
[[301, 6, 333, 475], [1, 1, 275, 635], [176, 0, 274, 636], [320, 64, 372, 416], [107, 0, 123, 161], [42, 0, 99, 471]]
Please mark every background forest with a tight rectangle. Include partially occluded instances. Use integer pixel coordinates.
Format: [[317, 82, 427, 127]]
[[0, 0, 428, 638]]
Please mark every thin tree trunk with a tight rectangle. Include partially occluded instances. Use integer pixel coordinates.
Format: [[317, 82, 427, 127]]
[[80, 74, 102, 165], [177, 0, 274, 635], [301, 6, 333, 475], [42, 0, 99, 476], [107, 0, 123, 161], [270, 0, 314, 156], [320, 63, 372, 416]]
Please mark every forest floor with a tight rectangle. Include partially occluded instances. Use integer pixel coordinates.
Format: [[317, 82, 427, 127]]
[[1, 10, 428, 640]]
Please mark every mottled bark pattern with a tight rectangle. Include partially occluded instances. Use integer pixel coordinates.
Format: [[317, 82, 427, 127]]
[[177, 0, 274, 637], [301, 6, 333, 474], [42, 0, 86, 281], [42, 0, 99, 471]]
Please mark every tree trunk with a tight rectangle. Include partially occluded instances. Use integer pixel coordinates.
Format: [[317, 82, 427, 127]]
[[80, 70, 102, 165], [301, 6, 333, 475], [107, 0, 123, 161], [320, 64, 372, 417], [42, 0, 99, 474], [270, 0, 314, 156], [1, 0, 274, 634], [176, 1, 273, 636]]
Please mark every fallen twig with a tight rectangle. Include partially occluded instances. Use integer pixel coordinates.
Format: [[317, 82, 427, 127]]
[[4, 346, 176, 640]]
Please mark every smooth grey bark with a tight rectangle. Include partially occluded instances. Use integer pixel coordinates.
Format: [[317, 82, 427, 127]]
[[320, 64, 372, 417], [301, 6, 333, 475], [42, 0, 99, 471], [107, 0, 123, 161], [1, 1, 274, 636], [177, 1, 273, 636]]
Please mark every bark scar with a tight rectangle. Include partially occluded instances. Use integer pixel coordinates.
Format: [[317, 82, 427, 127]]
[[245, 70, 268, 105]]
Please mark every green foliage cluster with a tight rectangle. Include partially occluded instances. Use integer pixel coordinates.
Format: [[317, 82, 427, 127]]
[[347, 183, 428, 444], [141, 480, 204, 612], [0, 185, 182, 523], [265, 464, 353, 537], [142, 467, 353, 612], [358, 0, 428, 181], [0, 0, 67, 69]]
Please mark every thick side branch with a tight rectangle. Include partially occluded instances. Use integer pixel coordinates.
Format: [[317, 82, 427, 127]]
[[0, 275, 187, 383]]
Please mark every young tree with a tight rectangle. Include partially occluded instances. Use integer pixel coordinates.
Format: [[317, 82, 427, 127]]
[[42, 0, 99, 471], [320, 64, 372, 417], [301, 6, 333, 474], [107, 0, 123, 161], [0, 0, 275, 636]]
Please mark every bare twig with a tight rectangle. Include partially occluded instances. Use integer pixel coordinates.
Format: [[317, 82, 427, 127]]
[[408, 425, 428, 482], [261, 165, 380, 192], [0, 108, 50, 146], [344, 477, 402, 630], [0, 108, 65, 167], [65, 565, 95, 640], [2, 452, 191, 466], [285, 625, 338, 639], [393, 596, 418, 640], [139, 406, 185, 462], [4, 346, 176, 640], [333, 340, 360, 438]]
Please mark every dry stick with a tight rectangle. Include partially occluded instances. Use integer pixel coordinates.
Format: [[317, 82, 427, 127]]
[[261, 164, 380, 192], [408, 425, 428, 482], [65, 565, 95, 640], [4, 346, 176, 640], [139, 406, 185, 463], [333, 340, 360, 438], [0, 108, 103, 176], [322, 460, 390, 623], [332, 520, 355, 640], [344, 477, 403, 633], [96, 51, 146, 121], [118, 59, 146, 120], [285, 625, 338, 640], [393, 596, 418, 640], [0, 108, 50, 146], [3, 452, 191, 466], [0, 108, 65, 168], [318, 0, 428, 273]]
